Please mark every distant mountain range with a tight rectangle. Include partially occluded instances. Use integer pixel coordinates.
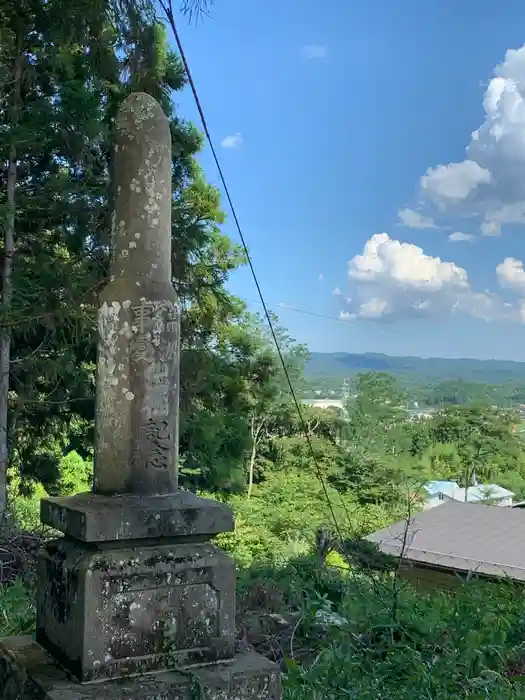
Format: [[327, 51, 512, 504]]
[[306, 353, 525, 385]]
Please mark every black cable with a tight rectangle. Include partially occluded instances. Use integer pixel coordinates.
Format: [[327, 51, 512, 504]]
[[160, 2, 347, 542], [243, 297, 406, 334]]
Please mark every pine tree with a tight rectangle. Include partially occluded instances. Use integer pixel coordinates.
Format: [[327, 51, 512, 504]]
[[0, 0, 121, 512], [1, 0, 275, 505]]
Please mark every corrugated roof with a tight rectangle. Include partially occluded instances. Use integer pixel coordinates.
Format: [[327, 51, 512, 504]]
[[366, 501, 525, 581], [467, 484, 515, 501], [426, 480, 458, 490], [425, 480, 458, 497], [424, 481, 514, 502]]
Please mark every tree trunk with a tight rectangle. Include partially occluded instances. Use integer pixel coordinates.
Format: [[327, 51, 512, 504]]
[[247, 430, 257, 499], [464, 466, 472, 503], [247, 415, 265, 499], [0, 48, 22, 521]]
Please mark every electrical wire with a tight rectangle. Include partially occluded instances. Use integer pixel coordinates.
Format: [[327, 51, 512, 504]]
[[160, 2, 347, 542], [247, 300, 353, 325], [242, 297, 406, 335]]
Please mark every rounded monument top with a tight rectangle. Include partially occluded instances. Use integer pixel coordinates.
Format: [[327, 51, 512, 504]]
[[116, 92, 170, 144]]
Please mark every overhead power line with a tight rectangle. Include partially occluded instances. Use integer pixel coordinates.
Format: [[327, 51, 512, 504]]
[[243, 298, 406, 336], [160, 2, 347, 540]]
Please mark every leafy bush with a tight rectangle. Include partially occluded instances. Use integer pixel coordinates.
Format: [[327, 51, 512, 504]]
[[7, 451, 91, 531], [285, 577, 525, 699], [0, 579, 35, 637], [7, 482, 48, 532], [51, 450, 92, 496], [237, 557, 525, 699], [215, 469, 399, 568], [217, 515, 285, 568]]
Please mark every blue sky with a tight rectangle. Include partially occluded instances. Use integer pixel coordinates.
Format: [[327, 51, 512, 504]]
[[173, 0, 525, 360]]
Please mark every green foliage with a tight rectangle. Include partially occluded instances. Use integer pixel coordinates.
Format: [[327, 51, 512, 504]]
[[7, 482, 48, 532], [324, 549, 349, 570], [7, 450, 91, 530], [236, 558, 525, 699], [286, 577, 525, 698], [423, 405, 525, 493], [269, 435, 345, 479], [306, 351, 525, 386], [215, 470, 397, 568], [344, 373, 408, 456], [0, 579, 35, 637], [419, 442, 462, 480], [50, 450, 92, 496]]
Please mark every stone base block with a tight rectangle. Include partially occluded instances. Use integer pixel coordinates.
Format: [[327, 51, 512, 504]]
[[0, 636, 281, 700], [36, 538, 236, 682], [40, 491, 234, 543]]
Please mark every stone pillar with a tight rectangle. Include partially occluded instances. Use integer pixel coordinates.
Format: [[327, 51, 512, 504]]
[[0, 93, 281, 700], [94, 92, 179, 496]]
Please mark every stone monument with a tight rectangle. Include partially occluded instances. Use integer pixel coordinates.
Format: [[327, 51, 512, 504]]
[[0, 93, 281, 699]]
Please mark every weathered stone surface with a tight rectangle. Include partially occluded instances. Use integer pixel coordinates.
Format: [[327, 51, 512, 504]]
[[94, 91, 180, 496], [40, 491, 234, 543], [37, 540, 235, 682], [35, 539, 236, 683], [0, 637, 281, 700]]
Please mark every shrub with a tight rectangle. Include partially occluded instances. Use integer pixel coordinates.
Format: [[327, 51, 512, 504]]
[[51, 450, 92, 496], [214, 470, 397, 569], [7, 450, 91, 532], [7, 482, 48, 532], [0, 579, 35, 637]]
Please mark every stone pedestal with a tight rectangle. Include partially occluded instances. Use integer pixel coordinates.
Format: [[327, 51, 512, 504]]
[[36, 539, 236, 682], [0, 637, 280, 700], [36, 492, 238, 682], [0, 492, 281, 699]]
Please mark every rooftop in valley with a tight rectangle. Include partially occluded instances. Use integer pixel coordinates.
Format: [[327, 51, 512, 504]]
[[367, 500, 525, 581]]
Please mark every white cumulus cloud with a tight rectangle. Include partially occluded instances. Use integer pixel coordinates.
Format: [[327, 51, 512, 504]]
[[497, 257, 525, 292], [397, 208, 438, 229], [220, 132, 243, 149], [339, 310, 355, 321], [349, 233, 468, 290], [421, 161, 491, 203], [358, 298, 389, 318], [340, 233, 518, 323], [416, 43, 525, 235], [449, 231, 474, 242], [301, 44, 328, 59]]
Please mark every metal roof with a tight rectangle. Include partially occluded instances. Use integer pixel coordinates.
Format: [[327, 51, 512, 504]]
[[366, 500, 525, 581], [424, 480, 514, 502]]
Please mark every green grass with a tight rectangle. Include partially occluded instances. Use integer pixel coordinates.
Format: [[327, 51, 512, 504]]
[[0, 579, 35, 637], [238, 558, 525, 699]]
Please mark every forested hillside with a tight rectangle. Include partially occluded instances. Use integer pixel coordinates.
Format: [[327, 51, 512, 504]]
[[307, 352, 525, 384], [305, 353, 525, 407], [2, 1, 525, 697]]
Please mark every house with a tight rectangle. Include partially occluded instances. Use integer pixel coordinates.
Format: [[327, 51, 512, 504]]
[[302, 399, 345, 411], [423, 480, 514, 509], [407, 408, 435, 422], [367, 500, 525, 590]]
